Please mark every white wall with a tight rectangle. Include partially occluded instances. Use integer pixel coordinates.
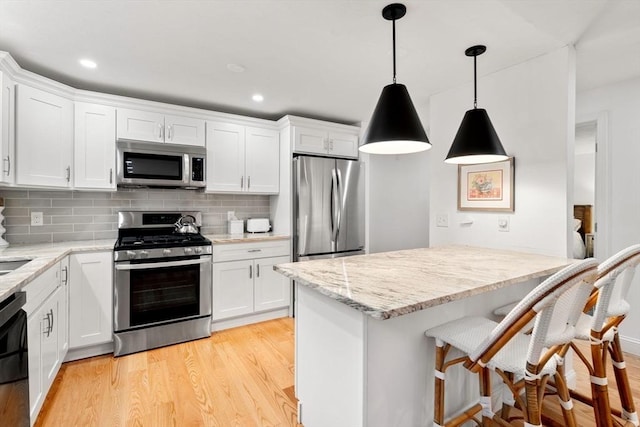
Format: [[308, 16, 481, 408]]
[[364, 150, 430, 253], [429, 46, 576, 257], [577, 76, 640, 354]]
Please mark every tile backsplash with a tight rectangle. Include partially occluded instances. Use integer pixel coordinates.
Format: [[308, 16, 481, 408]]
[[0, 188, 271, 244]]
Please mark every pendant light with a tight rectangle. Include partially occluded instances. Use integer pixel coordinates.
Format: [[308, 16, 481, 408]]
[[359, 3, 431, 155], [445, 45, 508, 164]]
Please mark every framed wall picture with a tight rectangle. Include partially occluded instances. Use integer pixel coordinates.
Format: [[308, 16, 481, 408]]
[[457, 158, 514, 212]]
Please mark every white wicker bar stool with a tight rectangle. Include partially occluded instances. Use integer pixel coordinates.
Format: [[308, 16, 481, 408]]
[[557, 244, 640, 427], [424, 258, 598, 427]]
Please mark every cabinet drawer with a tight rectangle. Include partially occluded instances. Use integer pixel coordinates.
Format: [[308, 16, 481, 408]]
[[212, 239, 290, 262], [23, 263, 60, 315]]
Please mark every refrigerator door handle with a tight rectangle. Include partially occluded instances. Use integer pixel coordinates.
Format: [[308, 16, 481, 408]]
[[331, 168, 339, 246], [335, 167, 343, 240]]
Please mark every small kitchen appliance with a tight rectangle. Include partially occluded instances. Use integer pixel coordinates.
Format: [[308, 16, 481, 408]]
[[113, 211, 212, 356], [246, 218, 271, 233]]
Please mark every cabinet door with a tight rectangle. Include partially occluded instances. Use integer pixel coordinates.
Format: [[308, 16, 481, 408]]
[[69, 252, 113, 348], [59, 257, 70, 357], [27, 306, 43, 421], [165, 114, 205, 146], [293, 126, 328, 155], [245, 126, 279, 194], [41, 287, 61, 396], [254, 256, 291, 312], [74, 102, 116, 190], [16, 84, 73, 187], [0, 71, 15, 184], [212, 259, 254, 320], [116, 108, 164, 143], [328, 131, 359, 159], [206, 121, 245, 192]]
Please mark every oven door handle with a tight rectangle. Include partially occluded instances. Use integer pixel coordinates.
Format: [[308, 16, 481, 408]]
[[114, 257, 210, 271]]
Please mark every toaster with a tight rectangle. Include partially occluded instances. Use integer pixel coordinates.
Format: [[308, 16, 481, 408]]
[[246, 218, 271, 233]]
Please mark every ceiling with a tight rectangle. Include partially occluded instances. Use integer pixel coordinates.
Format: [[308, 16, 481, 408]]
[[0, 0, 638, 125]]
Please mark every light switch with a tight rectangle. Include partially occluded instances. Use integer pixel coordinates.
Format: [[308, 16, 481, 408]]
[[436, 213, 449, 228], [498, 217, 510, 232]]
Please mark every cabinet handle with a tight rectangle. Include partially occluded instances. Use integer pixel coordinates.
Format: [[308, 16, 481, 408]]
[[247, 249, 262, 253], [62, 266, 68, 285], [249, 264, 252, 279], [167, 125, 173, 140], [248, 176, 251, 189], [158, 123, 164, 140], [240, 176, 244, 189], [49, 308, 54, 335], [3, 156, 10, 176], [66, 166, 71, 182], [109, 168, 113, 184], [256, 264, 260, 278]]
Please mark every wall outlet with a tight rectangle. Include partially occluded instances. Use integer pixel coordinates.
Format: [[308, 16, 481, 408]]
[[31, 211, 44, 226], [436, 213, 449, 228], [498, 216, 510, 232], [227, 211, 235, 221]]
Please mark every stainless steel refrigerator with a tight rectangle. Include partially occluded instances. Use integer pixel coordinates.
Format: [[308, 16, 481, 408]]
[[293, 155, 365, 261]]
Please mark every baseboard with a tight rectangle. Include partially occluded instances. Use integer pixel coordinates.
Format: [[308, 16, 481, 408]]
[[620, 334, 640, 356], [64, 341, 114, 362], [211, 308, 290, 332]]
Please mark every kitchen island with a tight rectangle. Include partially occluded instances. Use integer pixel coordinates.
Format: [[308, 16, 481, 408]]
[[274, 245, 574, 427]]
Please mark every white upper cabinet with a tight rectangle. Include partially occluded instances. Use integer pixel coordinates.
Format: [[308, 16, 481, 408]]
[[206, 121, 279, 194], [293, 125, 359, 158], [0, 71, 15, 184], [116, 108, 205, 146], [74, 102, 116, 190], [16, 84, 74, 187]]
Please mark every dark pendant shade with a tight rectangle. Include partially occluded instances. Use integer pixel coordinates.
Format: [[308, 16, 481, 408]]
[[444, 108, 508, 164], [360, 83, 431, 155]]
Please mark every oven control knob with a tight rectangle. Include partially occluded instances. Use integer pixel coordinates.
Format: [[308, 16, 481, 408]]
[[140, 250, 149, 259], [194, 247, 203, 254], [184, 247, 193, 255], [163, 249, 172, 256], [126, 251, 137, 260]]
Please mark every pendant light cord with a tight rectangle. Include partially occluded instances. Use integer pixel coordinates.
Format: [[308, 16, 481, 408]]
[[392, 18, 397, 84], [473, 54, 477, 109]]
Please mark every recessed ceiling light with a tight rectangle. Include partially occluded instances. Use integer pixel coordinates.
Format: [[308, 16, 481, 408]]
[[79, 58, 97, 69], [252, 94, 264, 102], [227, 63, 246, 73]]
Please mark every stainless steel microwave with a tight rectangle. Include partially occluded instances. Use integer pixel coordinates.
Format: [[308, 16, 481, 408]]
[[116, 141, 206, 188]]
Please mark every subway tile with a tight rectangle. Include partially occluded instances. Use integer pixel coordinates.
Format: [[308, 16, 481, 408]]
[[149, 190, 179, 200], [94, 230, 118, 240], [93, 214, 118, 223], [111, 191, 149, 200], [4, 217, 30, 226], [28, 190, 73, 199], [74, 223, 113, 232], [52, 199, 94, 207], [31, 224, 73, 233], [52, 215, 93, 224], [3, 208, 29, 217], [212, 194, 235, 201], [93, 199, 131, 207], [0, 190, 29, 198], [179, 191, 207, 200], [221, 200, 247, 207], [6, 233, 52, 244], [131, 200, 164, 208], [73, 191, 112, 199], [73, 207, 113, 215], [52, 232, 94, 242], [7, 199, 52, 208], [5, 225, 30, 235], [41, 207, 73, 216]]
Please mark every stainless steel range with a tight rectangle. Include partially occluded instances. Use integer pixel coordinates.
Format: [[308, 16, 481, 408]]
[[113, 211, 212, 357]]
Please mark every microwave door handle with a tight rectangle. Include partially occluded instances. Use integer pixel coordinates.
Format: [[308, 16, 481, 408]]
[[115, 258, 209, 271], [184, 154, 190, 185]]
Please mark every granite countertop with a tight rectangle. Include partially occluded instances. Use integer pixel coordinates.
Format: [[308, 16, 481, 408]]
[[274, 245, 575, 320], [0, 239, 116, 304]]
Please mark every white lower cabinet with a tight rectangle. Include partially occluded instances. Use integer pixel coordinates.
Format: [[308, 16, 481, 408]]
[[24, 260, 65, 424], [212, 240, 291, 324], [69, 251, 113, 349]]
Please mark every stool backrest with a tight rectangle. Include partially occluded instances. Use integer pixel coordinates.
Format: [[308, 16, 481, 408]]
[[466, 258, 598, 373], [591, 244, 640, 334]]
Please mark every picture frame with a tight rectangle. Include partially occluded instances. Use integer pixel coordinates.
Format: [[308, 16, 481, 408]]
[[457, 158, 515, 212]]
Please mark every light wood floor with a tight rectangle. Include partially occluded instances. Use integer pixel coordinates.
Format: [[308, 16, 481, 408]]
[[35, 318, 640, 426]]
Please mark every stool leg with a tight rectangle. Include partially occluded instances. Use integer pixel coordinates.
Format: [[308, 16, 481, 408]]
[[434, 339, 447, 426], [554, 369, 577, 427], [609, 333, 639, 427], [479, 367, 493, 426], [591, 339, 614, 427]]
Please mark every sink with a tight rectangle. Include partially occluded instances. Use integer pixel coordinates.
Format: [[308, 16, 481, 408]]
[[0, 259, 31, 276]]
